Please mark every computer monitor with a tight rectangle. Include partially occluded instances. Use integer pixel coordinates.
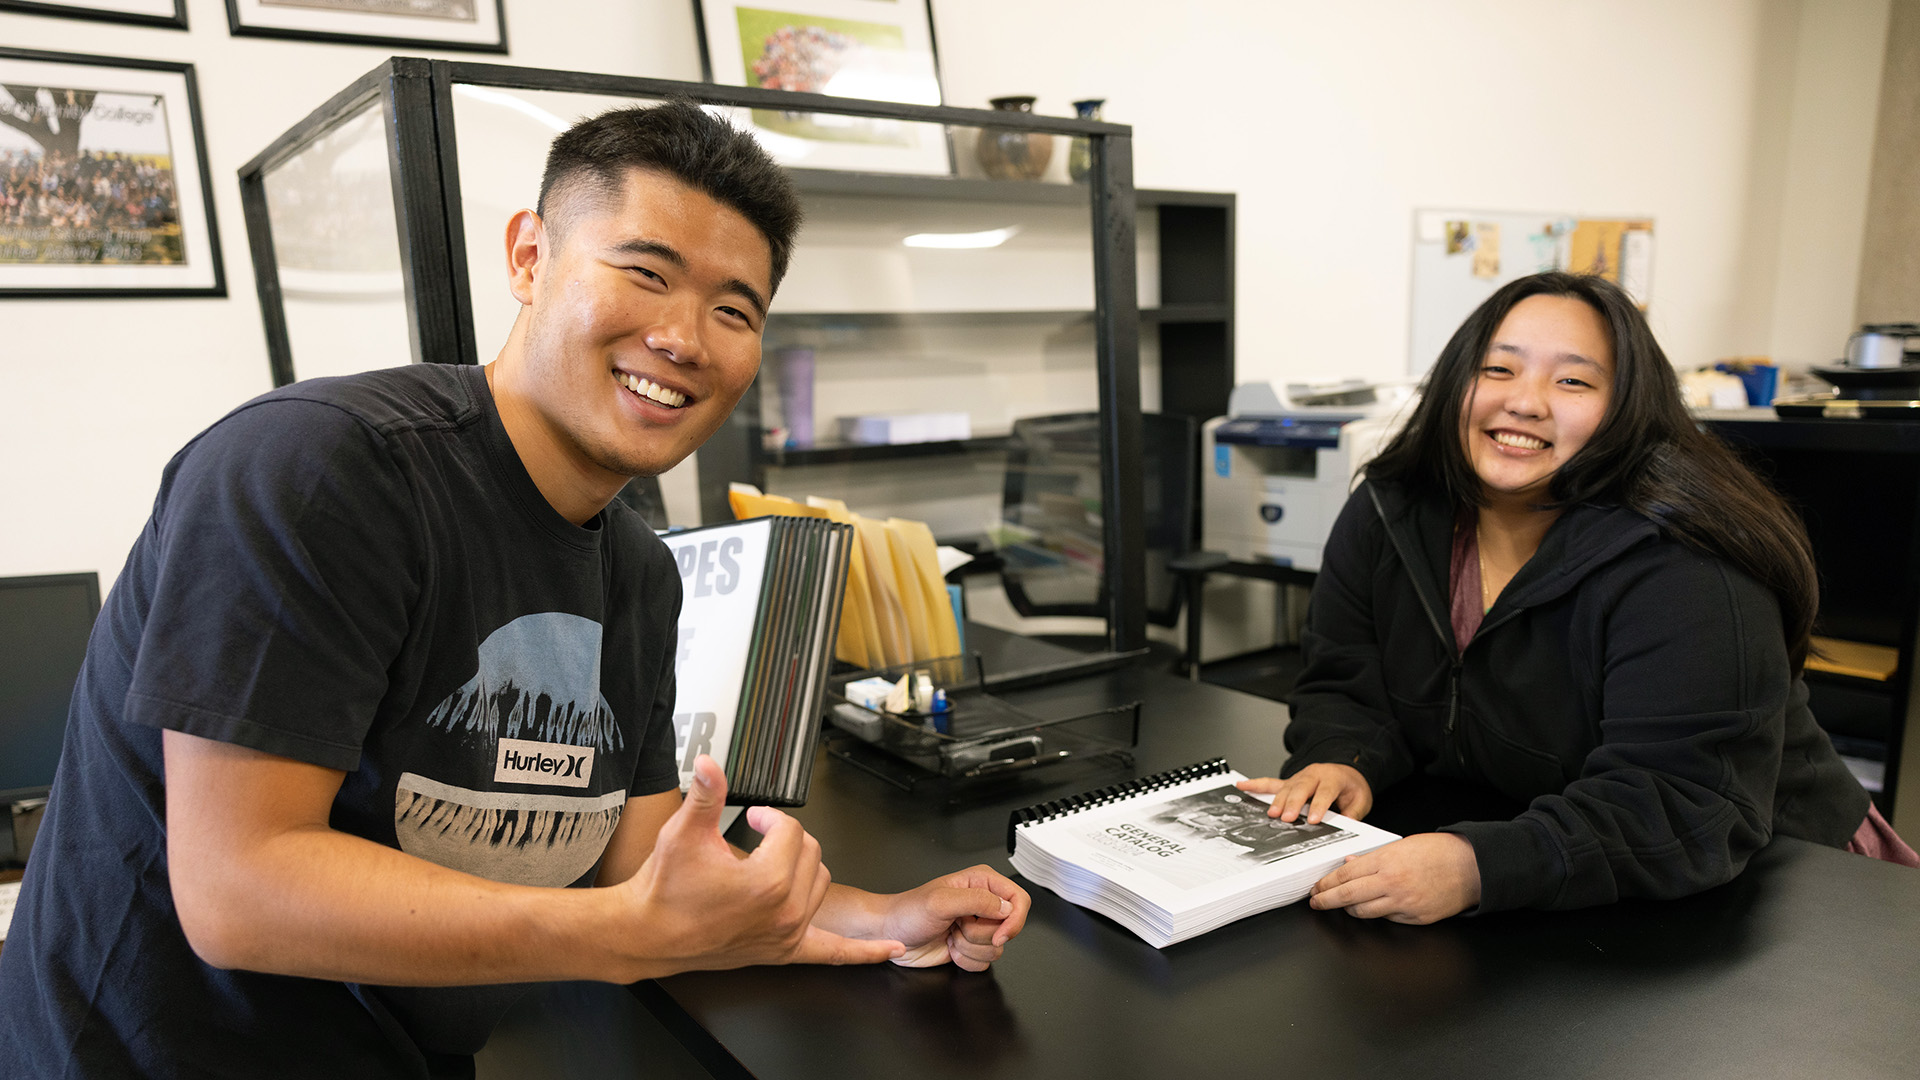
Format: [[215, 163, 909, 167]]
[[0, 572, 101, 804]]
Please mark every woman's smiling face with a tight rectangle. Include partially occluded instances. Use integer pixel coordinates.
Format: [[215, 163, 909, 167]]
[[1460, 293, 1615, 509]]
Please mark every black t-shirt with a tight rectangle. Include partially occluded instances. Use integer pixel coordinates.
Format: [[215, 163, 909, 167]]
[[0, 364, 682, 1078]]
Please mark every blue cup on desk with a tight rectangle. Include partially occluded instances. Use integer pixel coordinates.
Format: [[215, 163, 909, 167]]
[[1716, 363, 1778, 406]]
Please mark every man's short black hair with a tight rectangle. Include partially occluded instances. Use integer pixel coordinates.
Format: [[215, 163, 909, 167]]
[[536, 100, 802, 294]]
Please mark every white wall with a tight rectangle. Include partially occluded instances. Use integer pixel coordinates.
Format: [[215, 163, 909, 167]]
[[0, 0, 1891, 592], [933, 0, 1888, 381], [1759, 0, 1891, 366], [0, 0, 703, 592]]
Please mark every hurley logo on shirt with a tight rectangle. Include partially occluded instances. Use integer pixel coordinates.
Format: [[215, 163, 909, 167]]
[[494, 737, 595, 788]]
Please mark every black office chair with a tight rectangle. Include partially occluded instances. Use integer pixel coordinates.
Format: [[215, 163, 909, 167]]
[[997, 413, 1225, 670]]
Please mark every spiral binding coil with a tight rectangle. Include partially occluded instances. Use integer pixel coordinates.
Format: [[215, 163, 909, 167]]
[[1005, 758, 1230, 854]]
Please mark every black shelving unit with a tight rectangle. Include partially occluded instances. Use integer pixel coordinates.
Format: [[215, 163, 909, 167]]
[[1145, 190, 1235, 428], [733, 180, 1236, 530], [1708, 414, 1920, 827]]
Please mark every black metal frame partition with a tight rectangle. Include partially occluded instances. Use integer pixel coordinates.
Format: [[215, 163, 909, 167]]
[[237, 57, 1148, 663]]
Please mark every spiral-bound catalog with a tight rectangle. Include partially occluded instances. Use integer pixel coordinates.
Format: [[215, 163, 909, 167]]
[[1007, 760, 1400, 947]]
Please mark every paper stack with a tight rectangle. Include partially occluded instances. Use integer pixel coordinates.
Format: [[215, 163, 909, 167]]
[[837, 412, 972, 446], [727, 486, 963, 671], [1007, 761, 1400, 947]]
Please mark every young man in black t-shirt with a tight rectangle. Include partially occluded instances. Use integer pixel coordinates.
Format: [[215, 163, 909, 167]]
[[0, 102, 1030, 1077]]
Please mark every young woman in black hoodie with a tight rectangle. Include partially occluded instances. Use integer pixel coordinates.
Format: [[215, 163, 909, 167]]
[[1238, 272, 1913, 924]]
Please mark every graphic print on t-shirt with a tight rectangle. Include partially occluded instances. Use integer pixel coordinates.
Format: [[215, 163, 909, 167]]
[[395, 612, 627, 887]]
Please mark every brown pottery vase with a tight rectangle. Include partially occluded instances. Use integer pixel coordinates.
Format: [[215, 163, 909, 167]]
[[976, 96, 1053, 181]]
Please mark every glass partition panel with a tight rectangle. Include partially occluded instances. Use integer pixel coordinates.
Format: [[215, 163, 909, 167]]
[[448, 86, 641, 359], [449, 85, 1124, 642], [261, 99, 409, 381]]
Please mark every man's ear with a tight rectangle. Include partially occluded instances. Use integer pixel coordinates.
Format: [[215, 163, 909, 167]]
[[505, 209, 545, 306]]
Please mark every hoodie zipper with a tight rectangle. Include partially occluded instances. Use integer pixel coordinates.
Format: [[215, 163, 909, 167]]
[[1446, 664, 1463, 767], [1366, 486, 1533, 774], [1367, 488, 1473, 769]]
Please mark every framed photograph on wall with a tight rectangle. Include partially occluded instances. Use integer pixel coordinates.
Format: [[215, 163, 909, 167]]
[[693, 0, 951, 175], [0, 48, 225, 298], [225, 0, 506, 53], [0, 0, 186, 29]]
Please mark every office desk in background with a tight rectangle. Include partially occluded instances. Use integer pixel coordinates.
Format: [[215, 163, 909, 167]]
[[478, 628, 1920, 1080]]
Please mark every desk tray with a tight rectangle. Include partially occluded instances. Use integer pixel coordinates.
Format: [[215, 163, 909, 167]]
[[824, 653, 1139, 785]]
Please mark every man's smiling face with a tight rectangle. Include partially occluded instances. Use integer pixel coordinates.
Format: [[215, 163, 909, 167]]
[[514, 166, 772, 484]]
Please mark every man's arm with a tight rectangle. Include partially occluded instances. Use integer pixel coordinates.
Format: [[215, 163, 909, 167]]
[[594, 784, 1032, 971], [810, 870, 1030, 971], [164, 735, 903, 985], [595, 789, 682, 887]]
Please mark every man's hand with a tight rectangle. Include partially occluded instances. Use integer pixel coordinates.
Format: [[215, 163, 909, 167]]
[[1307, 833, 1481, 924], [613, 756, 906, 976], [866, 866, 1030, 972], [1236, 763, 1373, 824]]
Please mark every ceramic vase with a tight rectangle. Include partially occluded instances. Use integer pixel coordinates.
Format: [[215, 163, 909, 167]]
[[976, 96, 1053, 181], [1068, 99, 1104, 183]]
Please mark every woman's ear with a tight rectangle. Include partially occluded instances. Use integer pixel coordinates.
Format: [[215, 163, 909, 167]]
[[504, 209, 545, 306]]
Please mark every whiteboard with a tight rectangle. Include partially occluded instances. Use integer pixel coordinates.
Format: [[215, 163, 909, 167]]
[[1407, 209, 1653, 377]]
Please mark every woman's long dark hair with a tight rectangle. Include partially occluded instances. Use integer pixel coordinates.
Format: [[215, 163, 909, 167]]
[[1367, 272, 1820, 668]]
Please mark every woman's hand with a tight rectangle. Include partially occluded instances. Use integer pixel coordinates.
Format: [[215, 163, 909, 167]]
[[1236, 763, 1373, 824], [1307, 833, 1481, 924]]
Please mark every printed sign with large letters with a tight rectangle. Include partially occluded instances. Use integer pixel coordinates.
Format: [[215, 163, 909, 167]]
[[660, 517, 773, 791]]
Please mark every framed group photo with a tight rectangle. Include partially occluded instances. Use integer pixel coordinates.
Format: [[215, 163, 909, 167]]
[[225, 0, 506, 52], [0, 0, 186, 29], [0, 48, 225, 298], [693, 0, 951, 175]]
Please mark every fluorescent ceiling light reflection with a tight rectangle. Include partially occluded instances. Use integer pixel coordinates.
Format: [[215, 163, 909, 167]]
[[902, 227, 1020, 249]]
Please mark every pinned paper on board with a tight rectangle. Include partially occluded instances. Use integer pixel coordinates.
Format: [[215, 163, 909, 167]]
[[1527, 219, 1575, 273], [1470, 223, 1501, 279], [1410, 208, 1656, 376], [1620, 228, 1653, 306]]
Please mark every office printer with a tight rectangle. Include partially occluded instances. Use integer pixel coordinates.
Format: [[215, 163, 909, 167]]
[[1201, 382, 1411, 572]]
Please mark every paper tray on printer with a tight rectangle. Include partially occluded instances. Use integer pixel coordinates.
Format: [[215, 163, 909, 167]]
[[1210, 416, 1364, 449]]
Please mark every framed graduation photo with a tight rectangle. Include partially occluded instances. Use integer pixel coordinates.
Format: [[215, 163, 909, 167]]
[[693, 0, 951, 175], [0, 48, 225, 298], [0, 0, 187, 29], [225, 0, 506, 52]]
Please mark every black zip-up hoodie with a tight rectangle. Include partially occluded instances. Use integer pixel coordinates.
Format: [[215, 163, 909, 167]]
[[1281, 479, 1869, 913]]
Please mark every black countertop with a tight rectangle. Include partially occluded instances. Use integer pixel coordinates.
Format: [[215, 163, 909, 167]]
[[478, 628, 1920, 1080], [1701, 408, 1920, 453]]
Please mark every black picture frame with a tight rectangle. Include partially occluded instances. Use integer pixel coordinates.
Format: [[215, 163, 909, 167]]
[[0, 0, 186, 29], [225, 0, 507, 53], [0, 46, 226, 299], [690, 0, 953, 175]]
